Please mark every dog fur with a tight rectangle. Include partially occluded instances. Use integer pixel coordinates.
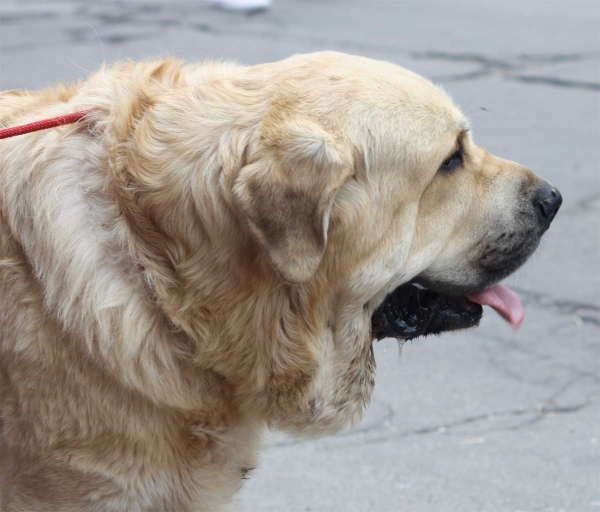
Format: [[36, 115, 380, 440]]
[[0, 52, 550, 511]]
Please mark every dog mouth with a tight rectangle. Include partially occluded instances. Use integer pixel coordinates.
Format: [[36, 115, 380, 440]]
[[371, 281, 524, 341]]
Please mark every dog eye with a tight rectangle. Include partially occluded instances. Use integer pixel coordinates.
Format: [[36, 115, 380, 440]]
[[440, 149, 462, 172]]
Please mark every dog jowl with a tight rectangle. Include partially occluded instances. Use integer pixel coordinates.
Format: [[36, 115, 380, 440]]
[[370, 155, 562, 340]]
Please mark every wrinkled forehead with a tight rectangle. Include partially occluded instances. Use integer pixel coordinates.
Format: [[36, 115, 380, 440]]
[[270, 53, 470, 152], [352, 76, 469, 165], [370, 71, 467, 135], [310, 59, 470, 144]]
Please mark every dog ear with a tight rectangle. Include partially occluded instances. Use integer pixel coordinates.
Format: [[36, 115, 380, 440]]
[[234, 119, 353, 284]]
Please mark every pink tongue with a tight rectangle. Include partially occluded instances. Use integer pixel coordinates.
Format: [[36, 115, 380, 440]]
[[467, 284, 524, 330]]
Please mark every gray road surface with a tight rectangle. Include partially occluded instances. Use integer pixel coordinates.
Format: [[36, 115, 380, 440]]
[[1, 1, 599, 511]]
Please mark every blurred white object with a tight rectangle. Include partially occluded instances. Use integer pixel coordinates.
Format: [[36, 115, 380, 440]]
[[211, 0, 272, 12]]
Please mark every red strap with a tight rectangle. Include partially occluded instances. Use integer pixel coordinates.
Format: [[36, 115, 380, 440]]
[[0, 109, 96, 140]]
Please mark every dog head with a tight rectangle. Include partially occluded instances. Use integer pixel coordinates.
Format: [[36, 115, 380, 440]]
[[115, 53, 560, 433], [228, 52, 560, 431]]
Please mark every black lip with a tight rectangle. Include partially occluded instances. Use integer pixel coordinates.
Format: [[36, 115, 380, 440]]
[[371, 282, 483, 341]]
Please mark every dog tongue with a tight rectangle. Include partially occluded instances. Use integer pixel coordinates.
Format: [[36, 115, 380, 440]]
[[466, 284, 524, 330]]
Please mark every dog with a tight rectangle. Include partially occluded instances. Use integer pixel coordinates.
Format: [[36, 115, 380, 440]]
[[0, 52, 561, 511]]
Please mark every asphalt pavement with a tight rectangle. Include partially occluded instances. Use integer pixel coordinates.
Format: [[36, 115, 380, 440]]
[[1, 1, 598, 511]]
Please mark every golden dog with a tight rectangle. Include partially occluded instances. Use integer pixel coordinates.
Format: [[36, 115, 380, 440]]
[[0, 52, 561, 511]]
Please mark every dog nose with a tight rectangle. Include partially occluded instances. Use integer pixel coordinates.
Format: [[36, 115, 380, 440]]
[[534, 183, 562, 226]]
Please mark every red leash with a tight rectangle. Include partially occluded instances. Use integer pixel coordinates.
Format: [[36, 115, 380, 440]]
[[0, 106, 148, 272], [0, 109, 96, 140]]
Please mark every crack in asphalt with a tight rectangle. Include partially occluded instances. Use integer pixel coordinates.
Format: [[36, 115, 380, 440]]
[[509, 75, 600, 91], [0, 12, 59, 24], [354, 400, 596, 448], [517, 53, 597, 64], [414, 51, 598, 69], [270, 399, 596, 451], [413, 50, 600, 90], [430, 70, 490, 83], [412, 51, 512, 70], [404, 402, 591, 436]]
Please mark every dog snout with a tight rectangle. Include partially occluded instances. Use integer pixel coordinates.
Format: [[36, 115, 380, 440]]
[[533, 182, 562, 228]]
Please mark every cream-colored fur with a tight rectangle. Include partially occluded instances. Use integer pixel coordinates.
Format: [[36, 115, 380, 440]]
[[0, 52, 548, 511]]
